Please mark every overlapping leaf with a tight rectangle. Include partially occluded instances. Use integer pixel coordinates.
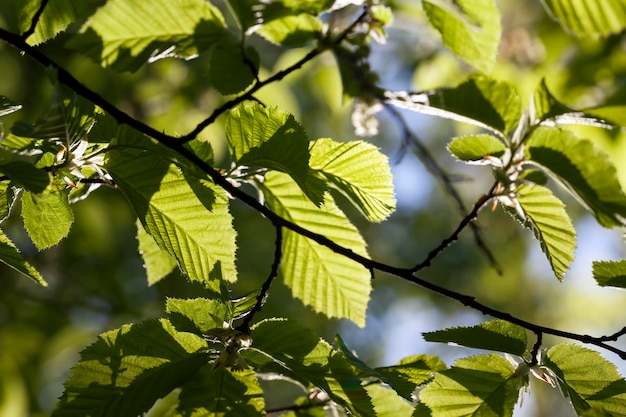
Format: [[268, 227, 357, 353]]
[[592, 260, 626, 289], [448, 134, 506, 163], [423, 320, 528, 356], [21, 186, 73, 250], [136, 221, 177, 285], [544, 344, 626, 416], [385, 76, 521, 136], [68, 0, 227, 72], [366, 383, 414, 417], [376, 355, 446, 401], [227, 0, 332, 32], [511, 184, 576, 280], [208, 39, 259, 95], [0, 229, 45, 286], [52, 319, 209, 417], [165, 297, 229, 335], [258, 14, 323, 47], [243, 319, 375, 416], [541, 0, 626, 37], [525, 127, 626, 227], [105, 131, 237, 285], [259, 171, 371, 326], [420, 354, 519, 417], [309, 138, 395, 222], [422, 0, 501, 73]]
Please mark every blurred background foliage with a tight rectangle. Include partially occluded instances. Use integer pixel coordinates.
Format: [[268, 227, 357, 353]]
[[1, 0, 626, 416]]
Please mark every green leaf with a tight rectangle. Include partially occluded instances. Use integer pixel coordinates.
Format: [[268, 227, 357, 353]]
[[447, 134, 506, 163], [366, 383, 414, 417], [541, 0, 626, 38], [0, 96, 22, 117], [208, 39, 259, 95], [532, 80, 612, 128], [511, 184, 577, 280], [226, 102, 324, 205], [422, 0, 501, 73], [592, 260, 626, 289], [0, 157, 50, 195], [259, 172, 371, 327], [15, 0, 99, 45], [227, 0, 333, 31], [166, 297, 229, 335], [0, 182, 14, 223], [0, 228, 46, 286], [525, 126, 626, 227], [257, 14, 323, 47], [21, 186, 73, 250], [177, 366, 265, 416], [231, 290, 261, 321], [309, 138, 396, 222], [136, 220, 177, 285], [376, 355, 446, 401], [68, 0, 227, 72], [423, 319, 528, 356], [420, 354, 519, 417], [544, 344, 626, 416], [52, 318, 209, 417], [243, 318, 375, 416], [105, 130, 238, 285], [386, 76, 521, 136]]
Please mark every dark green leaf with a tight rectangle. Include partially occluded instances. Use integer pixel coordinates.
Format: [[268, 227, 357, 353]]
[[447, 134, 506, 163], [376, 355, 446, 401], [0, 96, 22, 117], [422, 0, 501, 73], [0, 157, 50, 194], [52, 319, 209, 417], [208, 39, 259, 95], [227, 0, 333, 31], [592, 260, 626, 289], [423, 319, 528, 356], [420, 354, 519, 417], [525, 126, 626, 227]]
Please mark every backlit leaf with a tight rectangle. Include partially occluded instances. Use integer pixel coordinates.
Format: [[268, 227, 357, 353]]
[[525, 127, 626, 227], [422, 0, 501, 73], [511, 184, 576, 280], [52, 319, 209, 417], [541, 0, 626, 37], [21, 186, 73, 250], [166, 297, 229, 335], [592, 260, 626, 289], [0, 228, 46, 286], [420, 354, 519, 417], [259, 172, 371, 327], [423, 319, 528, 356], [448, 134, 506, 163], [309, 138, 395, 222], [68, 0, 227, 72], [257, 14, 323, 47], [376, 355, 446, 401], [366, 383, 414, 417], [136, 221, 177, 286]]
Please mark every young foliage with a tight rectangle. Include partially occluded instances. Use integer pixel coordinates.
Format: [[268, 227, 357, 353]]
[[136, 221, 177, 285], [447, 134, 506, 163], [592, 260, 626, 289], [21, 185, 73, 249], [541, 0, 626, 38]]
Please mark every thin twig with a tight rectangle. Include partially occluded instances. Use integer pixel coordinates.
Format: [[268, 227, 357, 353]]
[[385, 104, 501, 274], [22, 0, 50, 40], [237, 226, 282, 333], [2, 27, 626, 361], [530, 332, 543, 365], [598, 326, 626, 342]]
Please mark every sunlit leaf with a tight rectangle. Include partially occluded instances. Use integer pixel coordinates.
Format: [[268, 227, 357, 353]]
[[423, 319, 528, 356], [259, 172, 371, 327], [525, 127, 626, 227], [420, 354, 519, 417], [447, 134, 506, 164], [592, 260, 626, 289], [136, 221, 177, 285], [258, 14, 323, 47], [226, 102, 324, 205], [376, 355, 446, 401], [366, 383, 414, 417], [544, 344, 626, 416], [510, 184, 576, 280], [231, 290, 261, 321], [422, 0, 501, 73], [68, 0, 227, 72], [177, 366, 265, 416], [309, 138, 395, 222], [243, 319, 375, 416], [105, 131, 237, 285], [0, 228, 46, 286], [227, 0, 333, 31], [52, 319, 209, 417], [166, 297, 229, 335], [541, 0, 626, 38], [21, 186, 73, 250], [385, 75, 521, 136]]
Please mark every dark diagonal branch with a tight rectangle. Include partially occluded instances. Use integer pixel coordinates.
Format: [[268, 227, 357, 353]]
[[22, 0, 50, 40], [237, 226, 282, 333], [384, 104, 501, 273], [2, 26, 626, 361]]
